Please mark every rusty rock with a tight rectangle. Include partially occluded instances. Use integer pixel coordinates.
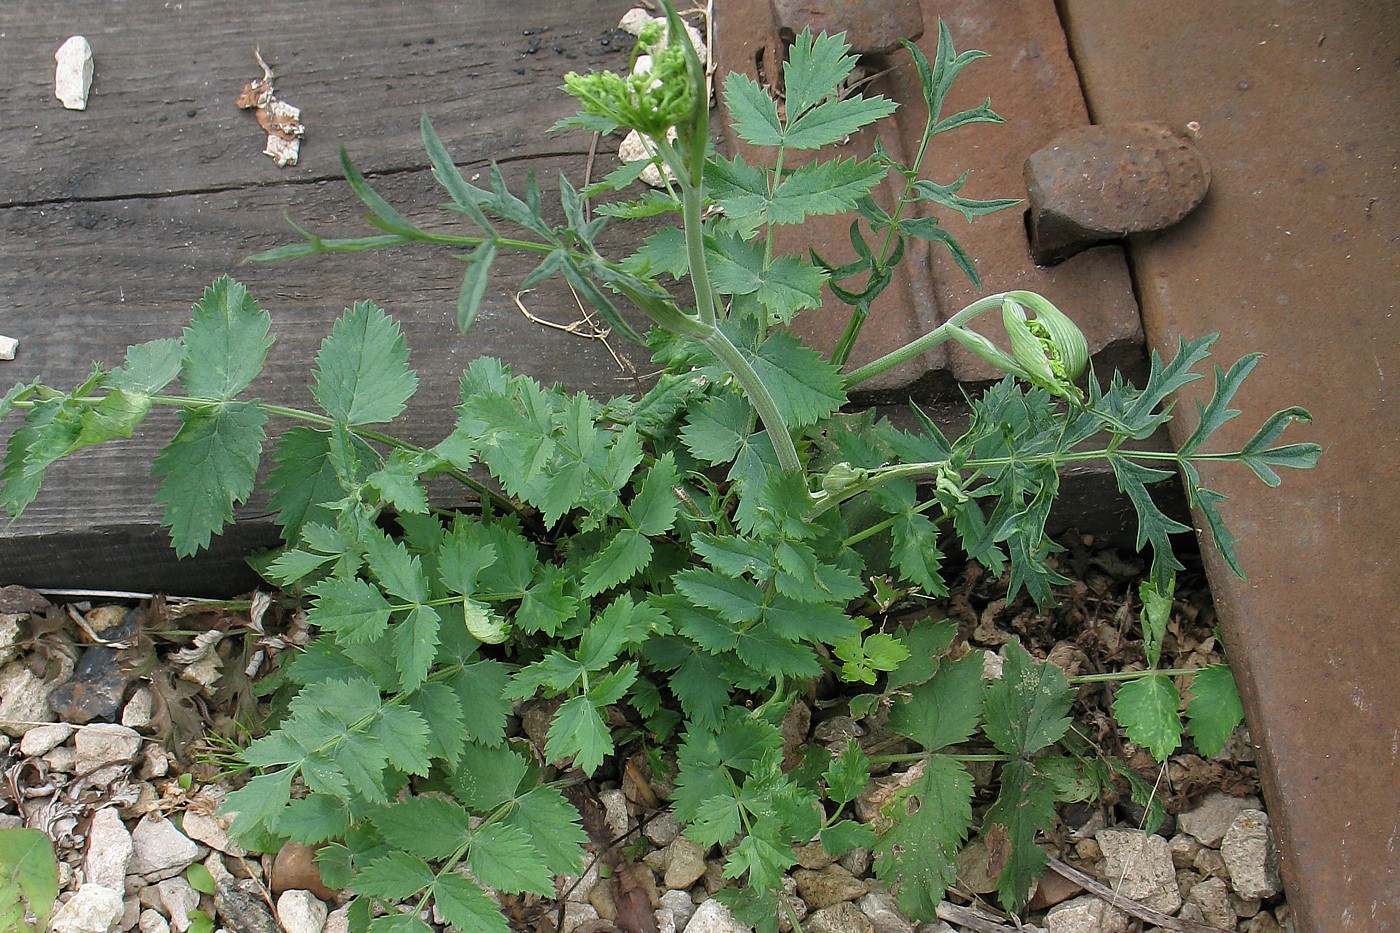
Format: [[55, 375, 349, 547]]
[[771, 0, 924, 54], [1024, 121, 1210, 265]]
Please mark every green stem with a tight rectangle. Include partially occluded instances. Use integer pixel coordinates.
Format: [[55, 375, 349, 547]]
[[869, 751, 1013, 765], [699, 330, 802, 473], [843, 292, 1009, 388], [1070, 667, 1212, 685]]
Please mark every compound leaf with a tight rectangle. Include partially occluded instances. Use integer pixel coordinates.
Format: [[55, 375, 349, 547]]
[[502, 785, 586, 876], [580, 528, 652, 599], [432, 872, 508, 933], [771, 158, 887, 222], [371, 797, 471, 861], [351, 852, 433, 900], [888, 652, 984, 752], [546, 695, 611, 775], [313, 301, 418, 425], [307, 576, 393, 644], [983, 641, 1073, 756], [723, 72, 783, 147], [468, 823, 553, 896], [1113, 674, 1184, 762], [179, 276, 274, 401], [872, 755, 973, 921], [1185, 664, 1245, 758], [983, 759, 1056, 911], [784, 97, 897, 151], [748, 332, 846, 428], [153, 402, 267, 557], [393, 605, 441, 693], [781, 29, 858, 120]]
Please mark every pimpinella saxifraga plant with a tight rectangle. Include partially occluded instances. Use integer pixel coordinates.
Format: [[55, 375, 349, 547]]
[[0, 7, 1319, 929]]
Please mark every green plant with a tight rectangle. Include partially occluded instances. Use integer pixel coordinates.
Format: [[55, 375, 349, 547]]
[[0, 8, 1319, 929], [0, 828, 59, 933]]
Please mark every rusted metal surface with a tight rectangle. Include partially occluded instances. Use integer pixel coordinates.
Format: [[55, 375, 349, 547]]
[[1024, 121, 1211, 264], [1061, 2, 1400, 930], [713, 0, 1146, 398], [770, 0, 924, 53]]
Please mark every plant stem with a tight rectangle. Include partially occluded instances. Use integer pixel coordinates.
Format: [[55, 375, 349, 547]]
[[843, 292, 1009, 388], [1070, 667, 1211, 685], [699, 331, 802, 473]]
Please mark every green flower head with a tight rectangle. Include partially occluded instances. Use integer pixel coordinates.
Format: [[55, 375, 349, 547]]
[[563, 26, 697, 139]]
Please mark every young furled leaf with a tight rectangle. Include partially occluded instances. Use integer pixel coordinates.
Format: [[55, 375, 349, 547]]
[[1113, 673, 1184, 762], [313, 302, 418, 426], [824, 739, 871, 806], [153, 402, 267, 557], [179, 276, 274, 401], [1185, 664, 1245, 758]]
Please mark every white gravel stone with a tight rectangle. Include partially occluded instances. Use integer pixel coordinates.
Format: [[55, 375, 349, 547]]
[[84, 807, 134, 889], [1095, 828, 1181, 914], [807, 902, 875, 933], [686, 898, 752, 933], [74, 723, 142, 773], [20, 722, 74, 756], [122, 687, 155, 729], [600, 787, 631, 840], [45, 743, 79, 772], [1045, 894, 1128, 933], [0, 613, 21, 666], [0, 661, 57, 737], [157, 876, 200, 933], [1188, 875, 1237, 930], [278, 889, 329, 933], [664, 835, 708, 890], [138, 909, 171, 933], [644, 810, 680, 846], [857, 889, 913, 933], [562, 900, 600, 933], [181, 806, 241, 857], [1221, 809, 1282, 899], [130, 814, 200, 877], [323, 904, 351, 933], [1178, 791, 1262, 847], [55, 36, 95, 110], [50, 882, 125, 933], [659, 888, 696, 929]]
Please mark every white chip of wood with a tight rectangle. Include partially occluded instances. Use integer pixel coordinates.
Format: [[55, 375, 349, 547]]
[[55, 36, 94, 110], [0, 335, 17, 360]]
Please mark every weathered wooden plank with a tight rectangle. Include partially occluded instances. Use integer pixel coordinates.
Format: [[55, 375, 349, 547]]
[[0, 159, 659, 593], [1, 0, 637, 204]]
